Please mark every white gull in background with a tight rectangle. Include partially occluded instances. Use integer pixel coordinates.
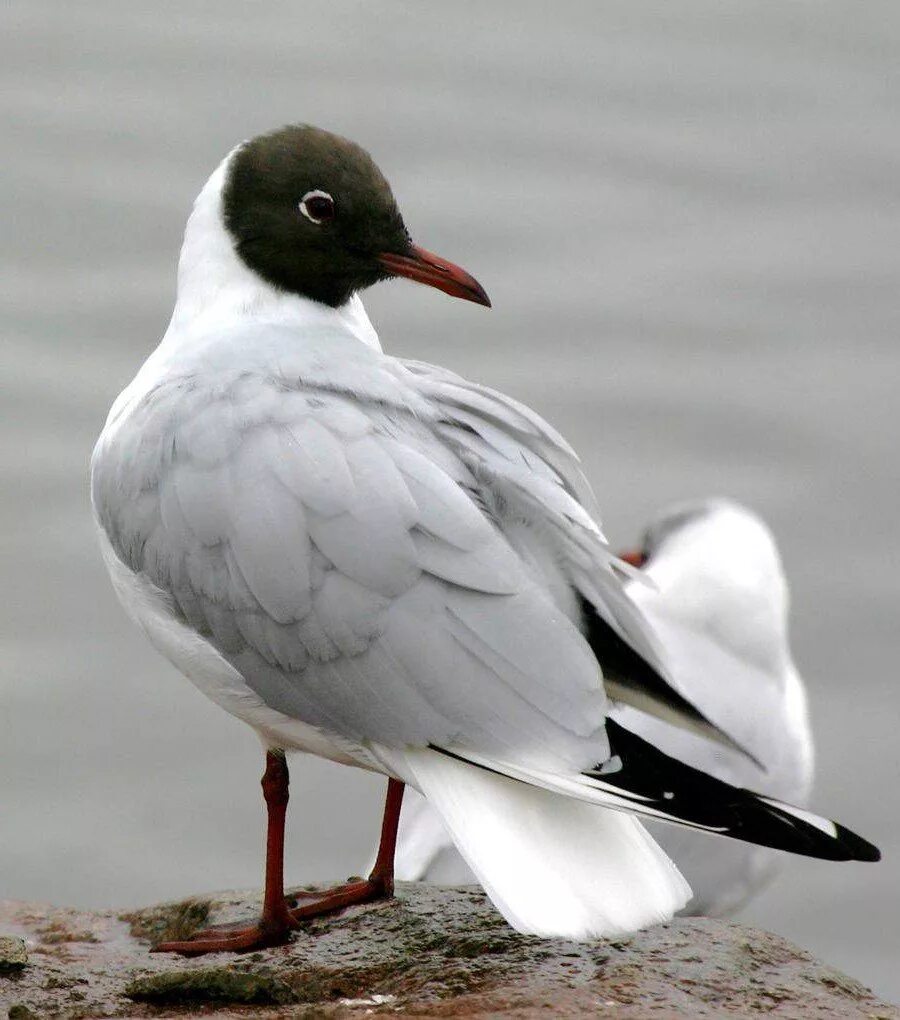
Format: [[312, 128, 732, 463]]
[[394, 499, 814, 917], [90, 124, 878, 955]]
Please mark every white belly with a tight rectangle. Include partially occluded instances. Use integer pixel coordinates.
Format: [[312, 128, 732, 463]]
[[97, 528, 376, 771]]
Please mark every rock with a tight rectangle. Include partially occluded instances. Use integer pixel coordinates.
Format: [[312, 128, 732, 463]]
[[0, 937, 27, 972], [7, 1006, 40, 1020], [0, 884, 896, 1018]]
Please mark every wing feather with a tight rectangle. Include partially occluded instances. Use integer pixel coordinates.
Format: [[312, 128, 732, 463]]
[[385, 440, 485, 549], [227, 468, 311, 624], [305, 506, 419, 597], [409, 529, 520, 594], [171, 462, 233, 544], [273, 419, 357, 516]]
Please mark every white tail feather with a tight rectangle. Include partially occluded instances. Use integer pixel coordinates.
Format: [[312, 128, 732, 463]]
[[403, 748, 691, 939], [393, 792, 466, 882]]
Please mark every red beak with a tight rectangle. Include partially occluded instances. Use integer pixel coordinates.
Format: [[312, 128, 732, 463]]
[[617, 548, 646, 568], [378, 244, 491, 307]]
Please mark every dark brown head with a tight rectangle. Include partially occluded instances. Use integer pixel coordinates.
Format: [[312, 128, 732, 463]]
[[222, 124, 490, 309]]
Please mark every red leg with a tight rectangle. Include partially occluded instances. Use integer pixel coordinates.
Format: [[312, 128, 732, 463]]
[[288, 778, 405, 920], [154, 750, 298, 955], [372, 776, 405, 892]]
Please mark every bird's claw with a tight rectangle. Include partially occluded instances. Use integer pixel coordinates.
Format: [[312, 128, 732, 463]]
[[287, 877, 392, 919], [152, 914, 299, 956], [151, 879, 393, 956]]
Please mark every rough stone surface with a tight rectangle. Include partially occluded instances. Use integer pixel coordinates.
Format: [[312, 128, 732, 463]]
[[0, 939, 27, 973], [1, 883, 896, 1018]]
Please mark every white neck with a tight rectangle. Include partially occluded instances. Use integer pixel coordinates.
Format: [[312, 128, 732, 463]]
[[162, 148, 381, 351]]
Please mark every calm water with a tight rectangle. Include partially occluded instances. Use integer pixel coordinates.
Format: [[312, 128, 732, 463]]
[[2, 0, 898, 999]]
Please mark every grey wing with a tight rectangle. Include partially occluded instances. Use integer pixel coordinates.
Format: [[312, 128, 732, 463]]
[[403, 358, 752, 759], [95, 376, 610, 770]]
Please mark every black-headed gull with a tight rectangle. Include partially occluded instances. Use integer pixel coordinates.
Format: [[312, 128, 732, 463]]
[[91, 125, 878, 954], [394, 499, 814, 916]]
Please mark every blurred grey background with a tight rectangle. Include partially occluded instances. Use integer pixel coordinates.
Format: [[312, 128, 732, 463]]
[[2, 0, 898, 999]]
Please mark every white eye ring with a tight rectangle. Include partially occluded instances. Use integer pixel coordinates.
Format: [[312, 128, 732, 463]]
[[299, 189, 335, 224]]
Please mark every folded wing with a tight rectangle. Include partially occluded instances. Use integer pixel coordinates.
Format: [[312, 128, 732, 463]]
[[406, 358, 753, 759], [95, 365, 612, 769]]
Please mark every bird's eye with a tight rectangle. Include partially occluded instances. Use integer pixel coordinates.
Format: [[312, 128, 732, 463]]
[[299, 190, 335, 224]]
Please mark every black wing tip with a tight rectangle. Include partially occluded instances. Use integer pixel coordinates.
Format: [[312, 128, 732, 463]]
[[758, 811, 881, 863], [597, 719, 882, 864], [752, 798, 882, 863], [834, 823, 881, 863]]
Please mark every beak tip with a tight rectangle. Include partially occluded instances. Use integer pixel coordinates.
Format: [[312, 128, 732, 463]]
[[379, 244, 492, 310]]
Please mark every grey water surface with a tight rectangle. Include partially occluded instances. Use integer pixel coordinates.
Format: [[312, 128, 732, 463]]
[[2, 0, 898, 1000]]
